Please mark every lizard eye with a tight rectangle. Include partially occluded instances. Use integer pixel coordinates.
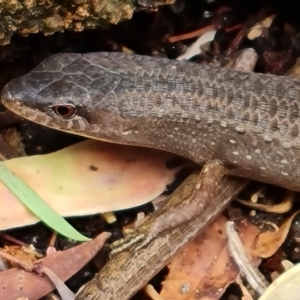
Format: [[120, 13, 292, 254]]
[[50, 104, 76, 119]]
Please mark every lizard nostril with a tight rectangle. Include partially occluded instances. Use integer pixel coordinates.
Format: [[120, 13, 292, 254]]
[[1, 85, 12, 103]]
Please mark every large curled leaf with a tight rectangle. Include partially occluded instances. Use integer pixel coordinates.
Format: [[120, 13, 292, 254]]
[[0, 140, 184, 230]]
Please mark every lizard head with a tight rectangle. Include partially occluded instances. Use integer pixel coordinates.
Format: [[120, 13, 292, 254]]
[[1, 52, 145, 143]]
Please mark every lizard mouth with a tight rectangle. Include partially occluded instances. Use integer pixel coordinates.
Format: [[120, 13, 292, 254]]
[[1, 88, 55, 127]]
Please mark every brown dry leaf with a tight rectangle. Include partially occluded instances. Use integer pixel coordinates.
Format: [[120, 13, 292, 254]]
[[253, 211, 300, 258], [1, 245, 41, 269], [237, 191, 294, 214], [0, 232, 110, 300], [160, 215, 260, 300]]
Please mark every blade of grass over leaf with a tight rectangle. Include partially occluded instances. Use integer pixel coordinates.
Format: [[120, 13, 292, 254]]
[[0, 161, 90, 241]]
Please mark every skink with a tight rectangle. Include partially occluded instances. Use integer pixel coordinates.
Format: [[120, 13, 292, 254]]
[[1, 52, 300, 191], [1, 52, 300, 299]]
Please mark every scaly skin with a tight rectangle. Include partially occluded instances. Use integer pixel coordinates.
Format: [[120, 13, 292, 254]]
[[2, 52, 300, 191]]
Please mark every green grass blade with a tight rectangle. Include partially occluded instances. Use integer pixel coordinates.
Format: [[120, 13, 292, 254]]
[[0, 161, 90, 241]]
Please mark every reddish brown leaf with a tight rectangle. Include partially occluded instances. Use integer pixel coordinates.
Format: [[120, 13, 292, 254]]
[[160, 215, 260, 300], [0, 232, 110, 300]]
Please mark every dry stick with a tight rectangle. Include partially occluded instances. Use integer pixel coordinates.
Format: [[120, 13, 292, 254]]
[[167, 24, 216, 43], [226, 221, 268, 295], [75, 161, 248, 300]]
